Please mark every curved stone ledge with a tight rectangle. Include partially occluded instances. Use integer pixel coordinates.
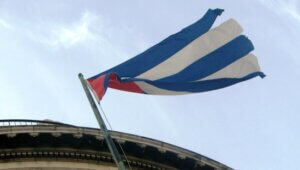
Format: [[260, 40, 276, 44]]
[[0, 148, 168, 170], [0, 122, 232, 170]]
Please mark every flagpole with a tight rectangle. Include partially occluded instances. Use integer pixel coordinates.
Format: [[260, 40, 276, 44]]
[[78, 73, 127, 170]]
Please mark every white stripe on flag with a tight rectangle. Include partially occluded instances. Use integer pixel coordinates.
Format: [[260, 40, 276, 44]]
[[135, 82, 191, 95], [136, 19, 243, 80], [200, 53, 261, 81]]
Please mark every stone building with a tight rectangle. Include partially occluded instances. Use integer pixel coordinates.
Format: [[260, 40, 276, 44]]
[[0, 119, 232, 170]]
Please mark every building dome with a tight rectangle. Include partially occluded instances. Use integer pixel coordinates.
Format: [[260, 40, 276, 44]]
[[0, 119, 232, 170]]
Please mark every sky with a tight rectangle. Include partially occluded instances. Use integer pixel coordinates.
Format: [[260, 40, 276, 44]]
[[0, 0, 299, 169]]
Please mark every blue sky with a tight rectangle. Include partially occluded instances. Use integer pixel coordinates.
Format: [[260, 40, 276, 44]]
[[0, 0, 299, 169]]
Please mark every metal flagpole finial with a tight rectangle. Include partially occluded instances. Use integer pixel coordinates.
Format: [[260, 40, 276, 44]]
[[78, 73, 84, 78]]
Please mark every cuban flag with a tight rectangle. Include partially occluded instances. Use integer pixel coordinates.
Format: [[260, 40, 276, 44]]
[[87, 9, 265, 102]]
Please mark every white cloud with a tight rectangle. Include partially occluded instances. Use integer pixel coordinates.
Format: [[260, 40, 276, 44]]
[[51, 11, 97, 47], [284, 2, 300, 22], [0, 18, 13, 29], [22, 11, 98, 48], [259, 0, 300, 23]]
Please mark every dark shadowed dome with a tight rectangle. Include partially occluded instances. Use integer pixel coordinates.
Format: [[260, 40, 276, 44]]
[[0, 119, 232, 170]]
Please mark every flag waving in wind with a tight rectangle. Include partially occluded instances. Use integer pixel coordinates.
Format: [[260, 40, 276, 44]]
[[87, 9, 265, 102]]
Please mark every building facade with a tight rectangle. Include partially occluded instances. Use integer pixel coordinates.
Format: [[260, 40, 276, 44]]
[[0, 120, 232, 170]]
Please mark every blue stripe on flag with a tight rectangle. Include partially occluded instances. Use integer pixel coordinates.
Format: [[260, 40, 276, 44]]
[[146, 72, 265, 92]]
